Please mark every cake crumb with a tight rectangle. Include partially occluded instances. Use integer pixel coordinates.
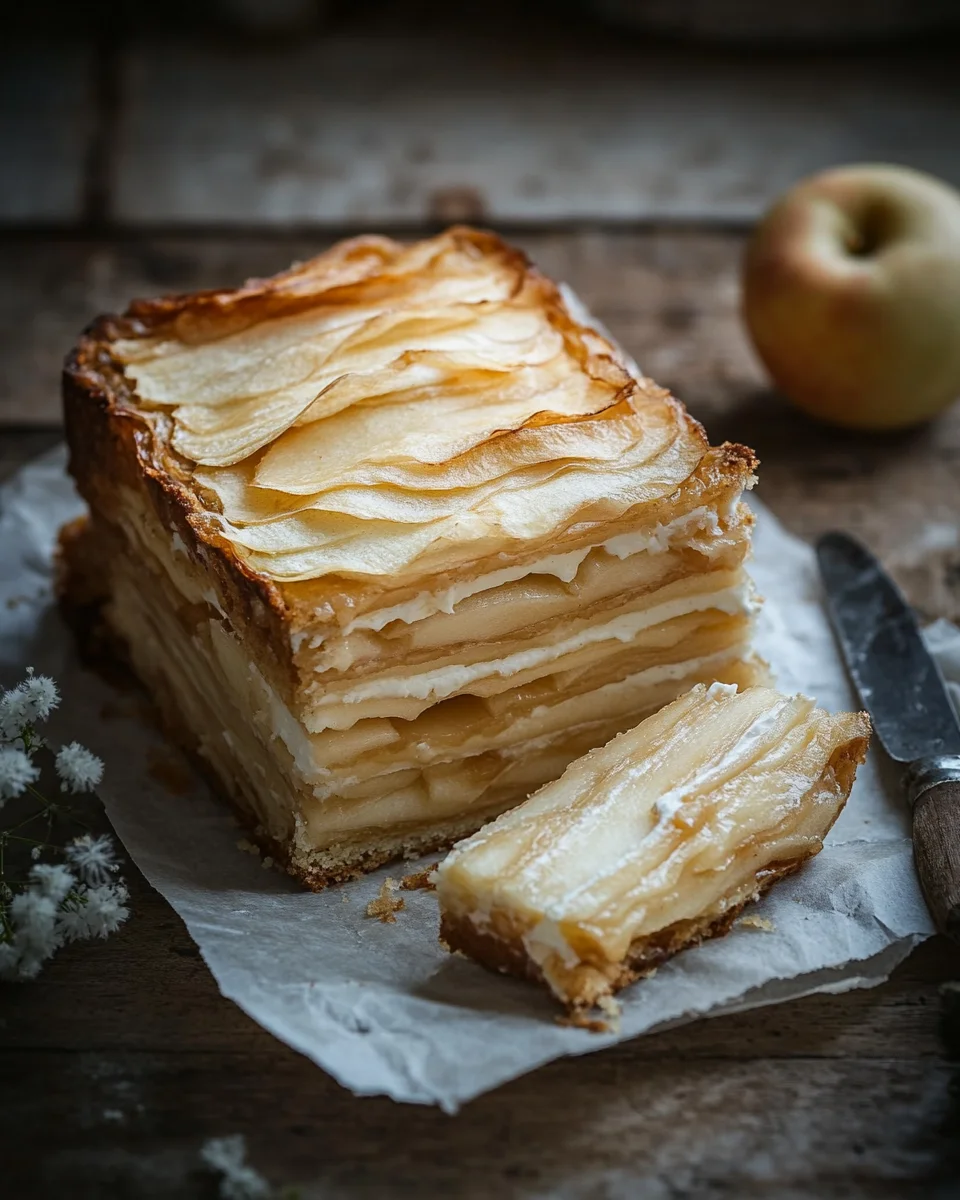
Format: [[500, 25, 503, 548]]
[[400, 864, 439, 891], [738, 914, 775, 932], [366, 877, 405, 923], [236, 839, 260, 856], [556, 1011, 611, 1034], [557, 994, 622, 1035], [597, 994, 622, 1034], [261, 856, 274, 871], [341, 892, 349, 903]]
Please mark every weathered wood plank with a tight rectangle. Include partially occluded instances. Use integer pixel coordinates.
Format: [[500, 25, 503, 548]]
[[113, 36, 960, 225], [0, 429, 60, 481], [0, 237, 313, 427], [3, 1047, 956, 1198], [0, 44, 96, 222]]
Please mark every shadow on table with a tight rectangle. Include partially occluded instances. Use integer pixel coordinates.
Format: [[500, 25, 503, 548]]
[[698, 386, 945, 478]]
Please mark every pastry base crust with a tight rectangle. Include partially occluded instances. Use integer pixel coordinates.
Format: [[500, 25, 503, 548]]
[[439, 858, 804, 1009]]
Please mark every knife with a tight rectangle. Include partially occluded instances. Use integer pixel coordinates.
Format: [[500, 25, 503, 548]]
[[816, 531, 960, 940]]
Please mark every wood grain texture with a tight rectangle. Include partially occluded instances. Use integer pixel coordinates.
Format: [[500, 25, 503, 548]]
[[112, 35, 960, 225], [0, 429, 60, 481], [3, 1050, 957, 1198], [914, 782, 960, 941], [0, 43, 96, 222]]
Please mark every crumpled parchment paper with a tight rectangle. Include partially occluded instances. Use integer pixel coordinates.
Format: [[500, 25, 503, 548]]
[[0, 449, 942, 1111]]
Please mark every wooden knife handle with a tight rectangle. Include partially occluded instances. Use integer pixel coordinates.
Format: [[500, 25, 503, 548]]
[[912, 780, 960, 941]]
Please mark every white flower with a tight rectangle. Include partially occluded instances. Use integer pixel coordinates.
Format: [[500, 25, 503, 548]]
[[0, 671, 59, 738], [54, 900, 90, 943], [13, 952, 48, 980], [0, 745, 40, 801], [0, 671, 130, 981], [201, 1135, 271, 1200], [0, 688, 30, 739], [58, 882, 129, 942], [55, 742, 104, 794], [5, 942, 54, 980], [9, 889, 60, 961], [29, 863, 76, 904], [64, 833, 118, 884], [20, 671, 60, 723], [85, 883, 129, 938]]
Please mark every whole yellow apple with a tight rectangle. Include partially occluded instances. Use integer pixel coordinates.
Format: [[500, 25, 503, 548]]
[[742, 164, 960, 430]]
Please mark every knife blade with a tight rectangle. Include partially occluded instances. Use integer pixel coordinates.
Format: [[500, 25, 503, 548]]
[[816, 531, 960, 940], [816, 531, 960, 762]]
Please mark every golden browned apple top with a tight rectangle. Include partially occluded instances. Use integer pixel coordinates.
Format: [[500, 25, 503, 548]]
[[92, 226, 755, 584]]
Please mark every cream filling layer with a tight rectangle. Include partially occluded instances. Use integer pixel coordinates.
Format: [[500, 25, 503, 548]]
[[200, 607, 756, 840], [100, 483, 764, 853], [309, 649, 750, 796], [338, 506, 723, 637], [304, 579, 755, 728], [116, 484, 758, 789], [651, 696, 792, 825]]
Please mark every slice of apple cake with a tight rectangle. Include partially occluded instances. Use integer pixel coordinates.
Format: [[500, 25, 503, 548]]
[[436, 683, 870, 1008], [59, 226, 765, 888]]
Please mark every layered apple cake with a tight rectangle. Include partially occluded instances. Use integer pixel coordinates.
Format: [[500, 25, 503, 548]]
[[59, 226, 765, 888], [436, 683, 871, 1008]]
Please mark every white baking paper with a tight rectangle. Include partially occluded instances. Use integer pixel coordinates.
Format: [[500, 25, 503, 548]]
[[0, 449, 942, 1112]]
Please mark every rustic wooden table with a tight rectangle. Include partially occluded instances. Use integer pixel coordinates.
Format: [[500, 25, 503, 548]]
[[2, 11, 960, 1196]]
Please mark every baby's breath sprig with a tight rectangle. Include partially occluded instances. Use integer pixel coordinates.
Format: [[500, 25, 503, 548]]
[[0, 668, 129, 981], [201, 1134, 300, 1200]]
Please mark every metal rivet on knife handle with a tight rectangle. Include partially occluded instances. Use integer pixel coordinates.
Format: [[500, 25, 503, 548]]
[[903, 755, 960, 808]]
